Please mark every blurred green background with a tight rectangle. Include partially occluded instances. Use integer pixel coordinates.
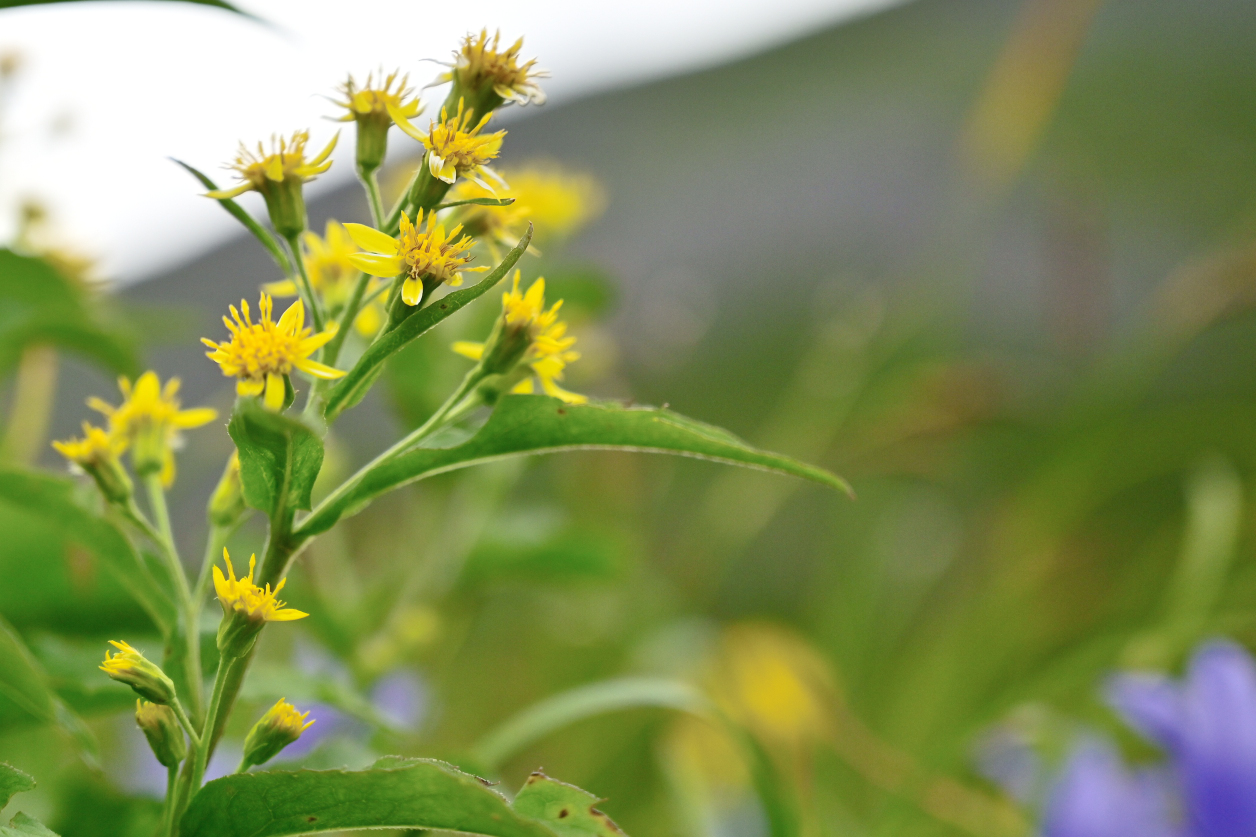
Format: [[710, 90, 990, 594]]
[[5, 0, 1256, 834]]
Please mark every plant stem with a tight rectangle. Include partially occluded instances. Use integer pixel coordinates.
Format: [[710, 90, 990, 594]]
[[161, 765, 178, 837], [360, 166, 386, 228], [144, 475, 204, 721], [169, 697, 202, 749], [0, 344, 57, 466], [284, 232, 325, 333]]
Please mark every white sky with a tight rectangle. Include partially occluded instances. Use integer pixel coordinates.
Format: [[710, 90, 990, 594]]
[[0, 0, 901, 282]]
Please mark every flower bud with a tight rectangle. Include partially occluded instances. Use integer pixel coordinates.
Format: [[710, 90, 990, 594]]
[[100, 641, 176, 705], [241, 698, 313, 769], [53, 423, 133, 505], [135, 700, 186, 767], [209, 452, 246, 527]]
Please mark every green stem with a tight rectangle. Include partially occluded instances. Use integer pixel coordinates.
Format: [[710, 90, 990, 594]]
[[161, 764, 178, 837], [169, 697, 202, 749], [143, 475, 203, 721], [284, 232, 326, 333], [234, 756, 250, 775], [360, 166, 386, 228], [0, 344, 58, 466]]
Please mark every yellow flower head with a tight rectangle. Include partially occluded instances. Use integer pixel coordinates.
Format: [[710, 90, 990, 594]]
[[202, 293, 346, 411], [242, 698, 314, 768], [345, 209, 484, 307], [453, 272, 586, 404], [101, 640, 176, 704], [415, 98, 506, 189], [87, 371, 217, 486], [447, 164, 605, 255], [53, 422, 123, 466], [206, 130, 338, 200], [213, 549, 307, 624], [333, 69, 424, 133], [436, 29, 547, 107]]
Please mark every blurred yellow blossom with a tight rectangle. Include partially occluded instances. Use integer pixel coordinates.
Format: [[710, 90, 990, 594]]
[[448, 164, 604, 257], [265, 221, 385, 336], [202, 293, 345, 410]]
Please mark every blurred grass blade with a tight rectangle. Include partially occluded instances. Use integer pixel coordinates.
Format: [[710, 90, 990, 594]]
[[0, 0, 244, 10], [473, 678, 711, 770], [171, 159, 293, 275], [180, 758, 558, 837], [0, 616, 98, 768], [300, 394, 851, 539], [323, 225, 532, 421]]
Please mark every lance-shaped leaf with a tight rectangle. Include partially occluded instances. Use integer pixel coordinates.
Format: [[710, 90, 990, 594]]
[[172, 160, 292, 275], [0, 0, 241, 12], [228, 400, 324, 517], [0, 617, 97, 768], [298, 394, 850, 538], [513, 773, 624, 837], [0, 764, 34, 812], [434, 196, 517, 211], [179, 758, 558, 837], [323, 224, 532, 421], [0, 470, 174, 633]]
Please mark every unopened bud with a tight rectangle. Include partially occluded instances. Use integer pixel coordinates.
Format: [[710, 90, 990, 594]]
[[135, 700, 186, 767], [241, 698, 313, 769], [100, 641, 176, 705]]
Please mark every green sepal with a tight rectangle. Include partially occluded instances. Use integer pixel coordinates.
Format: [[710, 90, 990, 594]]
[[228, 399, 324, 517]]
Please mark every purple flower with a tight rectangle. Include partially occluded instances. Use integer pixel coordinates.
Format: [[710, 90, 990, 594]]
[[370, 669, 427, 732], [1041, 738, 1175, 837], [1107, 639, 1256, 837]]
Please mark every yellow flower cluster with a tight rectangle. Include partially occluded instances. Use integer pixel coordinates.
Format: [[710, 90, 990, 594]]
[[447, 164, 605, 256], [201, 293, 345, 410], [436, 28, 548, 107], [410, 99, 505, 189], [332, 70, 424, 136], [265, 221, 386, 336], [206, 131, 337, 202]]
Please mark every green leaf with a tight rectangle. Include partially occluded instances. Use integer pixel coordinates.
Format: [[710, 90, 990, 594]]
[[172, 160, 292, 275], [434, 196, 518, 211], [323, 224, 533, 421], [0, 764, 34, 812], [1, 0, 239, 10], [228, 400, 324, 517], [0, 812, 57, 837], [299, 395, 851, 538], [179, 757, 558, 837], [0, 469, 174, 633], [0, 617, 97, 767], [0, 250, 136, 377], [512, 773, 624, 836]]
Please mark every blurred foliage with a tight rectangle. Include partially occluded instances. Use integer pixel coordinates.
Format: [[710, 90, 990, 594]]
[[4, 0, 1256, 834]]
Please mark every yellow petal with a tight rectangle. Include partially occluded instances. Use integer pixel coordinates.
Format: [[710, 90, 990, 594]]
[[511, 378, 535, 394], [276, 298, 305, 335], [451, 341, 485, 361], [205, 183, 253, 200], [387, 101, 427, 142], [237, 378, 265, 397], [401, 277, 423, 306], [343, 223, 400, 255], [297, 328, 336, 354], [264, 372, 286, 411], [262, 279, 299, 296], [264, 155, 285, 182], [292, 358, 347, 380], [309, 132, 339, 166], [348, 253, 405, 278], [173, 407, 218, 429]]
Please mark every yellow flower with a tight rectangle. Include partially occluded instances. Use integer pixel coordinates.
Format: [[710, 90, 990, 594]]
[[242, 698, 314, 768], [447, 164, 605, 257], [202, 293, 346, 411], [345, 209, 484, 307], [404, 98, 505, 189], [101, 640, 176, 704], [453, 272, 586, 404], [332, 70, 424, 172], [435, 29, 547, 108], [206, 130, 337, 200], [53, 422, 124, 466], [213, 549, 307, 624], [205, 131, 338, 237], [87, 371, 217, 486], [264, 220, 386, 336]]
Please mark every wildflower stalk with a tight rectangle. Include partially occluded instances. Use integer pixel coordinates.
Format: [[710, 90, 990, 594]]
[[0, 345, 58, 466], [161, 765, 178, 837], [143, 474, 203, 721], [360, 166, 386, 228], [284, 233, 326, 334]]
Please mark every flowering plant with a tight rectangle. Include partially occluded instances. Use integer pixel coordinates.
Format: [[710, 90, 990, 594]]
[[0, 26, 846, 837]]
